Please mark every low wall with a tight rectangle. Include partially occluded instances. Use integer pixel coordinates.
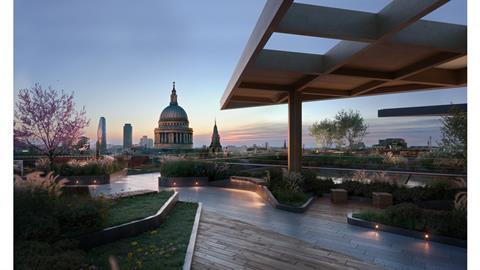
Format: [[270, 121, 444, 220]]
[[159, 177, 209, 187], [76, 191, 178, 249], [61, 168, 128, 185]]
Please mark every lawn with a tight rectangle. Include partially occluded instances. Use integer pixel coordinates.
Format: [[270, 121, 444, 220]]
[[103, 191, 174, 228], [88, 202, 198, 269]]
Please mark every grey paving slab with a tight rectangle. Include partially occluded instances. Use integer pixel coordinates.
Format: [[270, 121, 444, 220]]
[[89, 173, 467, 270]]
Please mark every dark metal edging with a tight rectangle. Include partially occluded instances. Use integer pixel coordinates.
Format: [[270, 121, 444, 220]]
[[77, 191, 179, 249], [182, 203, 203, 270]]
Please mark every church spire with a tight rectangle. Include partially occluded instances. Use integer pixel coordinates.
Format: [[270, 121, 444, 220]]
[[170, 81, 178, 105], [209, 118, 222, 152]]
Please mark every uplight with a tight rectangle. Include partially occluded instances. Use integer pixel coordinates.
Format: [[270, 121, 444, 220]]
[[424, 234, 429, 240], [375, 224, 379, 230]]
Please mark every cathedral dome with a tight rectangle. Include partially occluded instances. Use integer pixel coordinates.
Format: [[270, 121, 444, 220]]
[[154, 82, 193, 150], [160, 104, 189, 122], [158, 82, 189, 122]]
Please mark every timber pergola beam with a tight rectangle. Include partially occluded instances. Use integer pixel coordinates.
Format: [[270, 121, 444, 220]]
[[220, 0, 467, 172]]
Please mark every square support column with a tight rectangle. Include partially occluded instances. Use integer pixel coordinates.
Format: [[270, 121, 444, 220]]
[[288, 90, 302, 172]]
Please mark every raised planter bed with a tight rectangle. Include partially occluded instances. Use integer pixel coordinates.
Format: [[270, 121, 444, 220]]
[[225, 176, 315, 213], [61, 168, 128, 185], [76, 191, 179, 249], [347, 213, 467, 248], [159, 176, 209, 187]]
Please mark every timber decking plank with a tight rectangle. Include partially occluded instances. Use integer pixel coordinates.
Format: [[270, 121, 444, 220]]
[[191, 211, 384, 270]]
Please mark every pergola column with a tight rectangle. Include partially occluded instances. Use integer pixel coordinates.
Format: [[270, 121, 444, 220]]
[[288, 90, 302, 172]]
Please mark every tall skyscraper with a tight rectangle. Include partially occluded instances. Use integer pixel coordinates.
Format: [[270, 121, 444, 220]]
[[97, 117, 107, 154], [123, 123, 133, 149]]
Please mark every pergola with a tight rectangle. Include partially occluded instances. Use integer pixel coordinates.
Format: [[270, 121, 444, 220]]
[[220, 0, 467, 172], [378, 103, 467, 117]]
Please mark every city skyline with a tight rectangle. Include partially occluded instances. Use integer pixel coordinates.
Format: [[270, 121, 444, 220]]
[[14, 0, 467, 147]]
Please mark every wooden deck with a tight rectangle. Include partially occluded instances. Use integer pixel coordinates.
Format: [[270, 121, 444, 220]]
[[192, 211, 384, 270]]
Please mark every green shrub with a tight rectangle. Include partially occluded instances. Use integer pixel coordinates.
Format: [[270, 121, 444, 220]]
[[14, 181, 106, 269], [47, 158, 126, 176], [339, 181, 397, 198], [160, 160, 230, 181], [15, 239, 88, 270], [339, 180, 456, 203], [303, 177, 335, 196], [353, 203, 467, 239], [271, 187, 310, 207]]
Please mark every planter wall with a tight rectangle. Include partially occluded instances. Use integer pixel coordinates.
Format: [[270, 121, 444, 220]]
[[347, 213, 467, 248], [227, 176, 316, 213], [76, 191, 178, 249], [61, 168, 127, 185], [159, 176, 209, 187]]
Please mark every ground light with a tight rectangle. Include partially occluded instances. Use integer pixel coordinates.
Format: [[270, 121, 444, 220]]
[[375, 224, 379, 230], [424, 233, 429, 240]]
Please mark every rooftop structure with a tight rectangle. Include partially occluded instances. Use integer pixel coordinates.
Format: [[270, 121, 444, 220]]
[[220, 0, 467, 171], [378, 103, 467, 117]]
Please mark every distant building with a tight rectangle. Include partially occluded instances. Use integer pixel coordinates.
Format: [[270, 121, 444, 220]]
[[97, 117, 107, 154], [123, 123, 133, 149], [154, 82, 193, 149], [374, 138, 407, 150], [139, 136, 154, 148], [224, 145, 248, 154], [208, 120, 222, 154]]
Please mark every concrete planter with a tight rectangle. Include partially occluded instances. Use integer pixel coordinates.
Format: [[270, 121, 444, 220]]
[[158, 176, 209, 187], [76, 191, 178, 249], [226, 176, 315, 213], [347, 213, 467, 248], [61, 168, 127, 185]]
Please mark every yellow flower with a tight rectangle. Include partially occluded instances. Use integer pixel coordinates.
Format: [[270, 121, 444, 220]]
[[131, 241, 138, 246]]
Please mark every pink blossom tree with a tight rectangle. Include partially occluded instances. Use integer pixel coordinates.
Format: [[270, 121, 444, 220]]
[[14, 83, 89, 167]]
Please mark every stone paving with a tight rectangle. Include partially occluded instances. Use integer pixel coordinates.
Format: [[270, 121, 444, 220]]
[[89, 173, 467, 270]]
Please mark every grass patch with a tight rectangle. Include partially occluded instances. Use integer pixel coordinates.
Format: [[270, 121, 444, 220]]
[[88, 202, 198, 269], [103, 191, 173, 228]]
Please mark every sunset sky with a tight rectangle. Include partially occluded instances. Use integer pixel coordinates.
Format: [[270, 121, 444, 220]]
[[14, 0, 467, 147]]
